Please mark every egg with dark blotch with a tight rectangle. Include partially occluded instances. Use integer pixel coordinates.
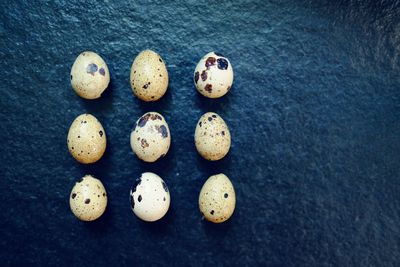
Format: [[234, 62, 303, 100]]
[[130, 112, 171, 162], [194, 112, 231, 161], [194, 52, 233, 98], [130, 172, 171, 222], [199, 173, 236, 223], [69, 175, 108, 221], [70, 51, 110, 99], [130, 50, 169, 101], [67, 114, 106, 164]]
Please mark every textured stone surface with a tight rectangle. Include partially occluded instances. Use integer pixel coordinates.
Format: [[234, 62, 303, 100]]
[[0, 0, 399, 266]]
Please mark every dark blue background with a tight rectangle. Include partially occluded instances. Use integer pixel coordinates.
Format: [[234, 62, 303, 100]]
[[0, 0, 399, 266]]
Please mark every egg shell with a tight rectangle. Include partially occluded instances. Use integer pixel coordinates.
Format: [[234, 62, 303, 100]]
[[70, 175, 108, 221], [199, 173, 236, 223], [194, 112, 231, 161], [130, 50, 169, 101], [67, 114, 106, 164], [194, 52, 233, 98], [130, 172, 171, 222], [130, 112, 171, 162], [70, 51, 110, 99]]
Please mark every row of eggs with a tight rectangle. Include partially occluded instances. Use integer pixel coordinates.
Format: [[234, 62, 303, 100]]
[[68, 49, 236, 223], [70, 172, 235, 223], [67, 111, 231, 163], [70, 50, 234, 101]]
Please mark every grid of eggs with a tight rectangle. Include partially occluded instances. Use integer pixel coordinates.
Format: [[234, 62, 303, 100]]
[[67, 50, 236, 223]]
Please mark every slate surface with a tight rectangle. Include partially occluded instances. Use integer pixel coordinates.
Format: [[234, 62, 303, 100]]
[[0, 0, 399, 266]]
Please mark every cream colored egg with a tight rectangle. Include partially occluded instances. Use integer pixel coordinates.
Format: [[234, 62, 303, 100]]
[[130, 172, 171, 222], [194, 112, 231, 161], [199, 173, 236, 223], [130, 112, 171, 162], [70, 51, 110, 99], [70, 175, 108, 221], [67, 114, 106, 164], [130, 50, 169, 101], [194, 52, 233, 98]]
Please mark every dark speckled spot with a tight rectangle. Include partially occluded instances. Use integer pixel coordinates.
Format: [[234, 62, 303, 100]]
[[205, 57, 216, 68], [71, 193, 76, 199], [199, 121, 202, 127], [163, 197, 166, 201], [99, 68, 105, 76], [157, 125, 168, 138], [143, 83, 149, 89], [205, 84, 212, 93], [159, 58, 162, 62], [221, 131, 225, 136], [217, 58, 229, 70], [201, 70, 207, 81], [99, 131, 103, 137], [194, 71, 199, 83], [84, 198, 90, 204], [70, 75, 73, 80], [150, 114, 162, 120], [208, 117, 212, 121], [224, 193, 228, 198], [141, 139, 149, 148], [212, 115, 217, 118], [210, 210, 214, 215], [130, 194, 135, 210], [138, 113, 151, 127], [138, 195, 142, 202], [86, 63, 98, 75], [161, 181, 169, 192]]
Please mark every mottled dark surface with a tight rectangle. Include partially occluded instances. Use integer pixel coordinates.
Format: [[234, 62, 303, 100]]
[[0, 0, 400, 266]]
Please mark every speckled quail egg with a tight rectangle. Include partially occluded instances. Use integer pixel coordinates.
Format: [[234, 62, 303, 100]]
[[70, 51, 110, 99], [194, 52, 233, 98], [194, 112, 231, 161], [67, 114, 106, 164], [199, 173, 236, 223], [130, 172, 171, 222], [70, 175, 108, 221], [130, 50, 169, 101], [130, 112, 171, 162]]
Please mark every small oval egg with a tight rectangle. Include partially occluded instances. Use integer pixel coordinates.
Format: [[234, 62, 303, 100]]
[[199, 173, 236, 223], [130, 112, 171, 162], [70, 51, 110, 99], [130, 50, 169, 101], [70, 175, 108, 221], [194, 52, 233, 98], [194, 112, 231, 161], [67, 114, 106, 164], [130, 172, 171, 222]]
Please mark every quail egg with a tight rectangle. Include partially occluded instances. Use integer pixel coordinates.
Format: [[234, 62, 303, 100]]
[[130, 172, 171, 222], [70, 51, 110, 99], [130, 50, 169, 101], [130, 112, 171, 162], [199, 173, 236, 223], [194, 52, 233, 98], [67, 113, 106, 164], [194, 112, 231, 161], [70, 175, 108, 221]]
